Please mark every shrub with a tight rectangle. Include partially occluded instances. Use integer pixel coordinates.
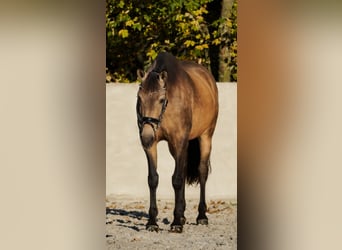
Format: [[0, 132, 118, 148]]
[[106, 0, 237, 82], [228, 0, 237, 81]]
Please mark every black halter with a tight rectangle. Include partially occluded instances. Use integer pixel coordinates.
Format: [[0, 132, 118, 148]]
[[137, 85, 168, 134]]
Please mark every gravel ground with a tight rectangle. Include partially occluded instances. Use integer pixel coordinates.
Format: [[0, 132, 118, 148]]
[[106, 197, 237, 249]]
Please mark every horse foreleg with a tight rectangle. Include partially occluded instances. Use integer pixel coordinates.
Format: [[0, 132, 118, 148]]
[[144, 145, 159, 232], [169, 141, 187, 233]]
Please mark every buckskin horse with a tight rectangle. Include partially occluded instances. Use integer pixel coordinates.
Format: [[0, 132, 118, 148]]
[[136, 52, 218, 233]]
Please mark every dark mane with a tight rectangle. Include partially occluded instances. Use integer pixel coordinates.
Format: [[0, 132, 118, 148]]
[[148, 52, 180, 85], [142, 52, 180, 92]]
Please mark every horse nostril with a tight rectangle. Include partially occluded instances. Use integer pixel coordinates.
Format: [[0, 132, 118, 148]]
[[140, 124, 155, 149]]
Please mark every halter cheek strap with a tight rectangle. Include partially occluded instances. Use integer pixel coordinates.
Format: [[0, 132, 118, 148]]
[[137, 98, 168, 132], [136, 84, 168, 135]]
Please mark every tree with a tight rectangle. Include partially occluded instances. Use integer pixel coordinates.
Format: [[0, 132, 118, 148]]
[[227, 0, 237, 81], [106, 0, 237, 82]]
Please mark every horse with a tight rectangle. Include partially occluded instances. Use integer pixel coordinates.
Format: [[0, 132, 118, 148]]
[[136, 52, 219, 233]]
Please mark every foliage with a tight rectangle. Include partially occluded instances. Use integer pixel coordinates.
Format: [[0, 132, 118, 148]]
[[228, 0, 237, 81], [106, 0, 237, 82]]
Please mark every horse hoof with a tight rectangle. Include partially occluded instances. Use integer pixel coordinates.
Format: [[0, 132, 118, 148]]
[[169, 225, 183, 233], [197, 218, 208, 225], [146, 224, 159, 232]]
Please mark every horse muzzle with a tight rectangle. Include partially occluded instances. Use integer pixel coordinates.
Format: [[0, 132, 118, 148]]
[[140, 124, 156, 149]]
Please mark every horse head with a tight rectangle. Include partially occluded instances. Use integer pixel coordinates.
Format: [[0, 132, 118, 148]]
[[136, 70, 168, 149]]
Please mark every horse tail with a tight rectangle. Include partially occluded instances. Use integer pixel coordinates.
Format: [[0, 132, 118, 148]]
[[186, 138, 201, 185]]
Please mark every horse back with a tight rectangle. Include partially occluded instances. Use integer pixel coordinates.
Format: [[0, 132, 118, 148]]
[[180, 61, 217, 98]]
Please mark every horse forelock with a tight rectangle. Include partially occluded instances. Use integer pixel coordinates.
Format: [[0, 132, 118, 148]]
[[141, 71, 162, 92]]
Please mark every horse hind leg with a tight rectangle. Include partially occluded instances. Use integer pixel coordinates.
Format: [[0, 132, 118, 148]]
[[196, 133, 212, 225]]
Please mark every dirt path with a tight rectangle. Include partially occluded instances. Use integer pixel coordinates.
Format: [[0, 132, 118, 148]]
[[106, 197, 237, 249]]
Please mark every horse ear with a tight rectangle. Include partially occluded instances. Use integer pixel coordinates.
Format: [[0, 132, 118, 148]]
[[160, 71, 167, 81], [159, 71, 167, 88], [137, 69, 145, 81]]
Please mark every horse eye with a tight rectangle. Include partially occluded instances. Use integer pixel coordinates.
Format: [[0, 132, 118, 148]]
[[159, 98, 165, 104]]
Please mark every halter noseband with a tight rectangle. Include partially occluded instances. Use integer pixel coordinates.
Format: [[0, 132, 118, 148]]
[[137, 85, 168, 134]]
